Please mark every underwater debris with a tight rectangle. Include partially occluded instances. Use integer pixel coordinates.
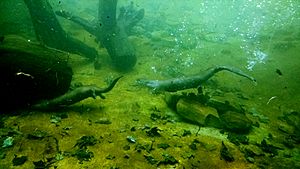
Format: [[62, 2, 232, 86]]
[[176, 98, 218, 126], [2, 136, 13, 148], [106, 154, 115, 160], [259, 139, 283, 157], [75, 136, 98, 149], [157, 143, 170, 150], [158, 153, 178, 166], [181, 151, 195, 159], [249, 108, 269, 123], [73, 148, 94, 161], [126, 136, 136, 143], [135, 142, 154, 153], [219, 111, 252, 133], [135, 143, 146, 153], [275, 69, 283, 76], [124, 154, 130, 159], [55, 153, 64, 161], [33, 158, 56, 169], [123, 144, 130, 151], [243, 148, 258, 163], [27, 130, 48, 140], [204, 114, 223, 129], [227, 133, 249, 146], [0, 35, 4, 43], [33, 160, 48, 169], [50, 112, 68, 124], [189, 139, 201, 151], [144, 154, 158, 165], [0, 119, 4, 128], [12, 155, 28, 166], [150, 112, 161, 121], [95, 118, 112, 124], [182, 129, 192, 137], [50, 115, 61, 124], [0, 151, 6, 159], [280, 111, 300, 130], [220, 141, 234, 162], [146, 127, 162, 137], [130, 127, 136, 131]]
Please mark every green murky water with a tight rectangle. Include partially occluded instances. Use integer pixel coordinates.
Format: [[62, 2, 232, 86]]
[[1, 0, 300, 168]]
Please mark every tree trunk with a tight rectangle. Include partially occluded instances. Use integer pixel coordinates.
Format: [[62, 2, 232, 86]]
[[23, 0, 98, 60], [0, 35, 73, 111]]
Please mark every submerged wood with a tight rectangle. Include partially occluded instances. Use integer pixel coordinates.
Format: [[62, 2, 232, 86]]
[[56, 0, 144, 71], [0, 35, 73, 110], [23, 0, 98, 59], [176, 98, 219, 126]]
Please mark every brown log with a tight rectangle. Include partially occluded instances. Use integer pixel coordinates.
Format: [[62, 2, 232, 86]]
[[0, 35, 73, 111], [23, 0, 98, 60], [176, 98, 219, 126]]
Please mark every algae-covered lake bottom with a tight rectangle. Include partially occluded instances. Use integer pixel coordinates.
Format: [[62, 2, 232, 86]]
[[1, 0, 300, 168], [1, 30, 300, 169]]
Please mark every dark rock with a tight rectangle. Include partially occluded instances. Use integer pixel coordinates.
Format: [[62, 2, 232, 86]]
[[159, 153, 178, 165], [182, 129, 192, 137], [281, 111, 300, 130], [189, 143, 197, 150], [123, 145, 130, 150], [73, 148, 94, 161], [146, 127, 161, 137], [227, 133, 249, 146], [275, 69, 283, 76], [12, 155, 27, 166], [27, 130, 48, 140], [259, 139, 283, 157], [33, 160, 48, 169], [282, 136, 296, 148], [219, 111, 252, 133], [150, 113, 161, 121], [130, 127, 136, 131], [157, 143, 170, 150], [144, 154, 158, 165], [75, 136, 97, 149], [220, 141, 234, 162], [135, 143, 146, 153], [189, 139, 200, 150]]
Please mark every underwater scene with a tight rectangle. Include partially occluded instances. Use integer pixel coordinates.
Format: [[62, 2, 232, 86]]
[[0, 0, 300, 168]]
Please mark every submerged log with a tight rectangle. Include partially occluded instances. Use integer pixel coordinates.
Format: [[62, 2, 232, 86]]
[[56, 0, 144, 71], [0, 35, 121, 111], [23, 0, 98, 60], [175, 98, 219, 126], [98, 0, 136, 71], [0, 35, 73, 111]]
